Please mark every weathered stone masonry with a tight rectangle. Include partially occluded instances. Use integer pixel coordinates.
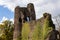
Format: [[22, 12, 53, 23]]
[[13, 3, 36, 40]]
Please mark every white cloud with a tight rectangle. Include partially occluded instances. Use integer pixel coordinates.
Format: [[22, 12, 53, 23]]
[[10, 18, 14, 24], [0, 0, 60, 28], [0, 16, 8, 24], [0, 0, 16, 11], [0, 16, 14, 24], [0, 0, 60, 18], [0, 16, 8, 22], [52, 15, 60, 30]]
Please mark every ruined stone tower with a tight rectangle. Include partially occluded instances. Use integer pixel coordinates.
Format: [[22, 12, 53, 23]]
[[13, 3, 36, 40]]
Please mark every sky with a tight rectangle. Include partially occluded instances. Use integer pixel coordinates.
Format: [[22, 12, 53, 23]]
[[0, 0, 60, 25]]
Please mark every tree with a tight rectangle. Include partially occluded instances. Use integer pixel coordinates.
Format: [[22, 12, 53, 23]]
[[53, 15, 60, 32], [0, 20, 14, 40]]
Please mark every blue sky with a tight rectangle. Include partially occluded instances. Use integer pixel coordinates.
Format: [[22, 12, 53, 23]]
[[0, 6, 14, 20], [0, 6, 14, 23], [0, 0, 60, 26]]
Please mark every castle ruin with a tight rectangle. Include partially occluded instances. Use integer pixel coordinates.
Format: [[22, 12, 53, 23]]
[[13, 3, 59, 40], [13, 3, 36, 40]]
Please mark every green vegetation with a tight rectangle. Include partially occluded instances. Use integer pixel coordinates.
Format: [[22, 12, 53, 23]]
[[32, 22, 42, 40], [22, 22, 30, 40], [41, 17, 52, 40], [21, 18, 52, 40], [0, 18, 53, 40], [32, 20, 52, 40], [0, 20, 14, 40]]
